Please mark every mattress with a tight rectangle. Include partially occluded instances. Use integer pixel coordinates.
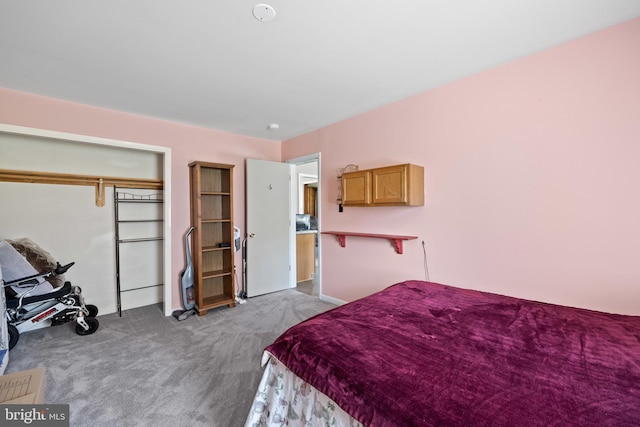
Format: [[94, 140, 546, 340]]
[[247, 281, 640, 426]]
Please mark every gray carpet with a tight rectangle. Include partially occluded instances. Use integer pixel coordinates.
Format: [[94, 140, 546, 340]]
[[5, 289, 335, 427]]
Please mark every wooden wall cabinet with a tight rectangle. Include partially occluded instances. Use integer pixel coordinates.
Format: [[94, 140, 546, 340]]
[[342, 164, 424, 206], [189, 161, 235, 315]]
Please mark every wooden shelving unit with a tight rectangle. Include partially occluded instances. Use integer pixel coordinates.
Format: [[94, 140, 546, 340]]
[[189, 161, 236, 315]]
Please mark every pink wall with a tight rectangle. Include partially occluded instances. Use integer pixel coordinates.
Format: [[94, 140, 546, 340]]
[[2, 18, 638, 315], [283, 18, 640, 314], [0, 88, 281, 310]]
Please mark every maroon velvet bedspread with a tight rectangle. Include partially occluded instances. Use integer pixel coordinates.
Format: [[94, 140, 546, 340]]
[[266, 281, 640, 426]]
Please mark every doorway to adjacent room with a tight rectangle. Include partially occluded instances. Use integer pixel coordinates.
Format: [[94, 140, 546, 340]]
[[288, 154, 320, 298]]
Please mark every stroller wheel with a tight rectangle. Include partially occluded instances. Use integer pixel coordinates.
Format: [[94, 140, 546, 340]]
[[85, 304, 99, 318], [8, 323, 19, 350], [75, 317, 99, 336]]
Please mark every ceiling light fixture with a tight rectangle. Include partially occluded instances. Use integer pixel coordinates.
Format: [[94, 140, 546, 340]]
[[267, 123, 280, 131], [252, 4, 276, 22]]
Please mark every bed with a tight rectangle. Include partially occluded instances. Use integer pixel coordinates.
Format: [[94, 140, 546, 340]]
[[245, 280, 640, 426]]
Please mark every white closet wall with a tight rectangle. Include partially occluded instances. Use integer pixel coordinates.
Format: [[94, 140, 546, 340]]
[[0, 132, 163, 314]]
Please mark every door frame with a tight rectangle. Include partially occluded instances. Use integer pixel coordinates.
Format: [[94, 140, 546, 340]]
[[0, 123, 173, 316], [286, 153, 321, 296]]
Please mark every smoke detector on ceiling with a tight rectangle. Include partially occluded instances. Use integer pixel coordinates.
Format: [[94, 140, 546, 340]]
[[253, 4, 276, 22]]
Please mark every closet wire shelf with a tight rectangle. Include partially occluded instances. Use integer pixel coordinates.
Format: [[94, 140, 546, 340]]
[[114, 188, 164, 316]]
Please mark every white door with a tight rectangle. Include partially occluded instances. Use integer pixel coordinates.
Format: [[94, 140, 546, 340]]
[[245, 158, 293, 297]]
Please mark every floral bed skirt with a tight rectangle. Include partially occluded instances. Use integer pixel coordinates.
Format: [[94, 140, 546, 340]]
[[245, 351, 363, 427]]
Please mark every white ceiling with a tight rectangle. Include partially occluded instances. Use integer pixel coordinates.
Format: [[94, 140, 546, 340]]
[[1, 1, 639, 142]]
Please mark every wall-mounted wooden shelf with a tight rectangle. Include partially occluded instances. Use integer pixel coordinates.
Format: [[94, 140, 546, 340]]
[[322, 231, 417, 254]]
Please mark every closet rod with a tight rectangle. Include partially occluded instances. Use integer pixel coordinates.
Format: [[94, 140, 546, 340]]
[[0, 168, 163, 207]]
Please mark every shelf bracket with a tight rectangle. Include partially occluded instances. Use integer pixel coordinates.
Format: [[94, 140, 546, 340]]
[[95, 179, 105, 207], [391, 238, 404, 254]]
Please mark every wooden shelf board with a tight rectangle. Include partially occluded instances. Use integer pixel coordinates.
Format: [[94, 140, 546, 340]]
[[202, 269, 232, 279], [202, 245, 231, 252], [202, 294, 233, 305], [197, 294, 236, 315], [321, 231, 417, 254]]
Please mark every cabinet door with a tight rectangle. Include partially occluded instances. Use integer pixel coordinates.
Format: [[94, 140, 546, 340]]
[[296, 232, 315, 282], [303, 185, 317, 216], [371, 165, 407, 205], [342, 170, 371, 206]]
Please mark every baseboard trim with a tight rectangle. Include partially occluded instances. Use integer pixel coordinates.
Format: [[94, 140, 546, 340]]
[[319, 294, 347, 306]]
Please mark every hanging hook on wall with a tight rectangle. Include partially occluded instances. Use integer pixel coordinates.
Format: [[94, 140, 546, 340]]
[[336, 164, 358, 212]]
